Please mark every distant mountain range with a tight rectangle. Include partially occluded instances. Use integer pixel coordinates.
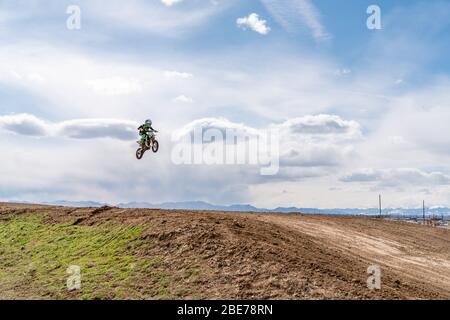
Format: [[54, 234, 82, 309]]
[[41, 200, 110, 208], [33, 200, 450, 218]]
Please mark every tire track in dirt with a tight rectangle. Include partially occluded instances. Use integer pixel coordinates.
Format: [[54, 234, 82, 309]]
[[256, 213, 450, 297]]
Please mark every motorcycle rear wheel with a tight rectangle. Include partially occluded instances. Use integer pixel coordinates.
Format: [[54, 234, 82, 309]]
[[136, 148, 145, 159]]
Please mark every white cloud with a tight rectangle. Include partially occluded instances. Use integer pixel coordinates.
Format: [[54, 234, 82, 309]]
[[0, 114, 48, 136], [27, 73, 46, 84], [6, 70, 46, 85], [0, 114, 138, 140], [173, 115, 361, 145], [340, 168, 382, 183], [56, 119, 139, 140], [260, 0, 330, 40], [173, 95, 194, 103], [164, 70, 193, 79], [280, 145, 354, 168], [173, 117, 259, 141], [237, 13, 271, 35], [388, 135, 407, 145], [90, 0, 228, 36], [341, 168, 450, 187], [335, 69, 352, 76], [274, 115, 361, 170], [0, 0, 234, 39], [86, 77, 143, 96], [173, 115, 360, 172], [274, 114, 361, 138], [161, 0, 183, 6], [377, 100, 450, 157]]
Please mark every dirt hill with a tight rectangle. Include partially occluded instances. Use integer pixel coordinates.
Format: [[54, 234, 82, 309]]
[[0, 203, 448, 300]]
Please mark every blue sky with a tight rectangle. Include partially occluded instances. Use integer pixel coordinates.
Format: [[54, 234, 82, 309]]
[[1, 0, 450, 208]]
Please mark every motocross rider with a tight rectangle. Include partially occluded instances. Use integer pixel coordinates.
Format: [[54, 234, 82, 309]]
[[138, 119, 158, 147]]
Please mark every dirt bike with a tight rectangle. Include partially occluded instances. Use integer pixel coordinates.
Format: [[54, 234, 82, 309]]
[[136, 132, 159, 159]]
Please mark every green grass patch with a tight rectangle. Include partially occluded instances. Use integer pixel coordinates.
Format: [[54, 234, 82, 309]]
[[0, 214, 170, 299]]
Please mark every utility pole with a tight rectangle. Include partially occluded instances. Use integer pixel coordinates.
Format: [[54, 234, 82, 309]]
[[423, 200, 425, 223], [379, 194, 382, 218]]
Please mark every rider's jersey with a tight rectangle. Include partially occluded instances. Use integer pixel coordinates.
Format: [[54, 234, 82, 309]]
[[139, 123, 156, 134]]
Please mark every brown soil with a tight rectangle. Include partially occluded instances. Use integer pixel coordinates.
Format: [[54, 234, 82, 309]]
[[1, 202, 449, 300]]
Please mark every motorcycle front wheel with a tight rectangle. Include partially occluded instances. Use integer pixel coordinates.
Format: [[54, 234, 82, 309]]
[[136, 148, 145, 159], [152, 140, 159, 153]]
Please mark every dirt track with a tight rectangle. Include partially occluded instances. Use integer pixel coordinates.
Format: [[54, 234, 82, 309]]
[[0, 203, 449, 300]]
